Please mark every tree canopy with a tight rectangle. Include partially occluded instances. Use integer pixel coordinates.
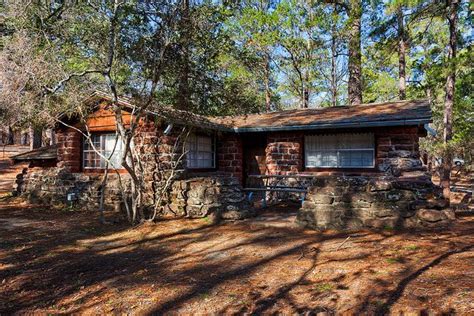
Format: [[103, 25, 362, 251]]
[[0, 0, 471, 158]]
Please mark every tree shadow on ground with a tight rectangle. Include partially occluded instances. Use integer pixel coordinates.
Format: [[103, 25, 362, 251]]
[[1, 201, 473, 314], [373, 244, 474, 315]]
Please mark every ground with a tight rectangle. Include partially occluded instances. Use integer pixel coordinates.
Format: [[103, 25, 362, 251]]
[[0, 199, 473, 315]]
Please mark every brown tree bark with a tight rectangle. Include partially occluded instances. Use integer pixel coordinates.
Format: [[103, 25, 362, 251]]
[[177, 0, 191, 111], [264, 53, 272, 112], [303, 70, 310, 108], [330, 14, 338, 107], [440, 0, 458, 201], [397, 6, 406, 100], [348, 0, 362, 105]]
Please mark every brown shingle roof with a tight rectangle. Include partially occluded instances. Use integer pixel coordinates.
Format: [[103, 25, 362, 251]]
[[10, 145, 58, 161], [207, 99, 431, 132], [83, 92, 431, 133]]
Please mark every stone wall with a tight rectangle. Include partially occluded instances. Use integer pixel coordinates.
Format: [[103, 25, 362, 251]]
[[297, 176, 454, 230], [217, 133, 244, 182], [56, 128, 82, 172], [16, 167, 251, 221], [16, 167, 129, 211], [165, 175, 252, 220], [265, 132, 303, 175], [375, 126, 426, 177]]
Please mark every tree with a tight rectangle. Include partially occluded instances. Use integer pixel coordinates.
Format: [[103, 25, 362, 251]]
[[396, 4, 407, 100], [347, 0, 363, 105], [276, 0, 324, 108], [317, 3, 348, 107], [232, 0, 279, 111], [440, 0, 459, 201]]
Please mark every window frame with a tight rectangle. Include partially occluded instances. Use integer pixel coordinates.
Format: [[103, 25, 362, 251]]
[[185, 133, 217, 170], [82, 132, 124, 170], [304, 133, 375, 169]]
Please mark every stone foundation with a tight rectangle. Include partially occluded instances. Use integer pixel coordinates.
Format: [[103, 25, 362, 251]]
[[15, 167, 251, 221], [297, 176, 454, 230], [165, 176, 252, 220], [15, 167, 130, 210]]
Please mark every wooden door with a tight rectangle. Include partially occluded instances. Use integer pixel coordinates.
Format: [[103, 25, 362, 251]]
[[243, 134, 267, 187]]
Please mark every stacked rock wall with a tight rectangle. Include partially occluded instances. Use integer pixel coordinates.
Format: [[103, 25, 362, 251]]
[[16, 167, 129, 211], [217, 134, 244, 183], [165, 176, 252, 220], [297, 176, 454, 230], [265, 132, 303, 175], [375, 126, 427, 177]]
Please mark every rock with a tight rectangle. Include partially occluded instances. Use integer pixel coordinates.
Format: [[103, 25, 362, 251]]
[[364, 217, 400, 229], [388, 150, 414, 158], [307, 193, 334, 205], [416, 209, 447, 222], [375, 209, 397, 218], [442, 209, 456, 220], [221, 209, 249, 220], [426, 197, 449, 210], [344, 218, 364, 230], [368, 178, 392, 191]]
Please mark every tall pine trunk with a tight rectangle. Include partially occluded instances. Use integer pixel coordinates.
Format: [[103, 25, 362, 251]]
[[348, 0, 362, 105], [264, 53, 271, 112], [330, 12, 338, 107], [397, 6, 406, 100], [440, 0, 458, 201]]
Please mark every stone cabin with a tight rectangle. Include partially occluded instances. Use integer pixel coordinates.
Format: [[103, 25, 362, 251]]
[[13, 92, 454, 229]]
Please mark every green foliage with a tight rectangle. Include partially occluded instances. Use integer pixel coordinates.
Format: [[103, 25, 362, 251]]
[[0, 0, 471, 158], [314, 283, 334, 292]]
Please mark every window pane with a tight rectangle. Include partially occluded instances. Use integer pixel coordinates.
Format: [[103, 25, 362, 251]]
[[83, 133, 123, 169], [186, 134, 214, 169], [305, 134, 374, 168]]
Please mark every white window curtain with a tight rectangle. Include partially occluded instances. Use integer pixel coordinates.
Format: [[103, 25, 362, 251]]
[[305, 133, 374, 168], [83, 133, 123, 169], [186, 134, 215, 169]]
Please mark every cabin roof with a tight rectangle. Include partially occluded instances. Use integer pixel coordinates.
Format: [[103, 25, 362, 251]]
[[10, 145, 58, 161], [83, 92, 432, 133], [208, 99, 432, 132]]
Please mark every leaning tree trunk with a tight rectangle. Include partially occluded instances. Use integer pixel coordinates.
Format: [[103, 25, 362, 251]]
[[397, 6, 407, 100], [440, 0, 459, 201], [348, 0, 362, 105]]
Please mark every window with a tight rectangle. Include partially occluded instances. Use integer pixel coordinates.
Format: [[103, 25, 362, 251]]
[[305, 133, 374, 168], [186, 134, 215, 169], [83, 133, 123, 169]]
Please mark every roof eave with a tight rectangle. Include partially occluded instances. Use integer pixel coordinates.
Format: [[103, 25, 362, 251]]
[[231, 118, 432, 133]]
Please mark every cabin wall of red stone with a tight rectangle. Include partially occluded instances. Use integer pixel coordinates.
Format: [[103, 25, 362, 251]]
[[56, 128, 82, 172], [265, 132, 304, 175], [217, 133, 243, 183], [249, 126, 424, 177]]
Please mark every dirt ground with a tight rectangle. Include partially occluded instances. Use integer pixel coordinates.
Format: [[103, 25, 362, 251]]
[[0, 198, 473, 315]]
